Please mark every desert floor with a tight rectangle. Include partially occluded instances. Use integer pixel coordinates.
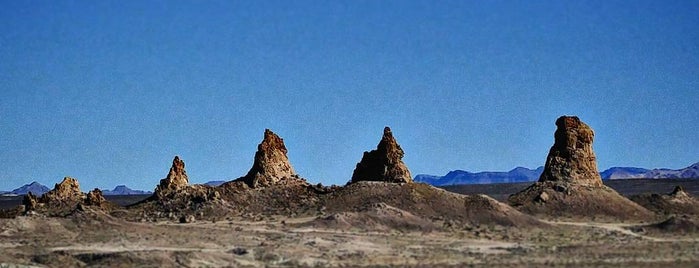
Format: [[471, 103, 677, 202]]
[[1, 211, 698, 267], [2, 179, 698, 267]]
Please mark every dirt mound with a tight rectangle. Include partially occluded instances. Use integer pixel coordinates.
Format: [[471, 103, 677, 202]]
[[641, 215, 699, 234], [349, 127, 412, 184], [324, 181, 543, 227], [509, 116, 654, 221], [134, 184, 225, 222], [629, 186, 699, 215], [301, 202, 436, 232], [509, 181, 655, 221], [218, 179, 322, 217]]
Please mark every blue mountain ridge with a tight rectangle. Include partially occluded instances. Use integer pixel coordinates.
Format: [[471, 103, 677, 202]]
[[5, 182, 51, 195], [102, 185, 152, 195], [414, 167, 544, 186], [415, 162, 699, 186]]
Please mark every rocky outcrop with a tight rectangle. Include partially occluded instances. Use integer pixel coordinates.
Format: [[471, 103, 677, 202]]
[[508, 116, 654, 221], [539, 116, 603, 186], [629, 185, 699, 215], [40, 177, 84, 204], [20, 177, 118, 215], [238, 129, 299, 188], [349, 127, 412, 184], [670, 186, 690, 199], [154, 156, 189, 196], [22, 192, 38, 212], [140, 156, 224, 219], [85, 188, 108, 207]]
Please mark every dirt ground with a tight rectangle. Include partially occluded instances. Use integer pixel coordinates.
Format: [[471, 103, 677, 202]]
[[1, 209, 698, 267]]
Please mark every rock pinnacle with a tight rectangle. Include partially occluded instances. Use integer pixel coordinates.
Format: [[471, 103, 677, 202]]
[[239, 129, 297, 187], [538, 116, 603, 186], [349, 127, 413, 184], [155, 156, 189, 194]]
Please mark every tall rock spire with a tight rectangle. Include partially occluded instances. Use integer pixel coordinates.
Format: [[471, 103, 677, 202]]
[[508, 115, 654, 221], [538, 116, 603, 186], [155, 156, 189, 194], [239, 129, 297, 187], [349, 127, 413, 184]]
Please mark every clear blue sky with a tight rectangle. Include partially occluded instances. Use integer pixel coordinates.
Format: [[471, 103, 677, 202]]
[[1, 0, 697, 191]]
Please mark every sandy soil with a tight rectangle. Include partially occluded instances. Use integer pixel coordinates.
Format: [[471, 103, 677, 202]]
[[1, 210, 698, 267]]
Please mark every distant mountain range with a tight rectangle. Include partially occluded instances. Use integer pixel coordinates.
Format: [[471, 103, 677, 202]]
[[415, 162, 699, 186], [601, 163, 699, 180], [0, 181, 51, 196], [3, 163, 697, 193], [415, 167, 545, 186], [102, 185, 152, 195], [0, 183, 152, 196]]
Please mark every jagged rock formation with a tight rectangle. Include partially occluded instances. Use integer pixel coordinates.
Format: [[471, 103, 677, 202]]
[[85, 189, 108, 207], [136, 156, 223, 221], [509, 116, 654, 221], [22, 192, 38, 212], [670, 186, 690, 199], [16, 177, 118, 215], [539, 116, 603, 186], [40, 177, 84, 204], [629, 186, 699, 215], [237, 129, 300, 188], [154, 156, 189, 195], [349, 127, 412, 184]]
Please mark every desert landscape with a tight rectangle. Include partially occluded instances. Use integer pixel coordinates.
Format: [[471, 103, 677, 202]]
[[1, 116, 698, 267]]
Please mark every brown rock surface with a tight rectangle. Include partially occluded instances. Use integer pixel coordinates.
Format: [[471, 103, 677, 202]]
[[40, 177, 84, 203], [85, 188, 108, 207], [349, 127, 412, 184], [670, 186, 690, 199], [508, 116, 654, 221], [237, 129, 299, 188], [539, 116, 603, 186], [142, 156, 222, 212], [22, 192, 38, 212], [154, 156, 189, 196]]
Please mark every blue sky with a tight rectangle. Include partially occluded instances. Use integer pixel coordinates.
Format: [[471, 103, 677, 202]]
[[1, 0, 697, 190]]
